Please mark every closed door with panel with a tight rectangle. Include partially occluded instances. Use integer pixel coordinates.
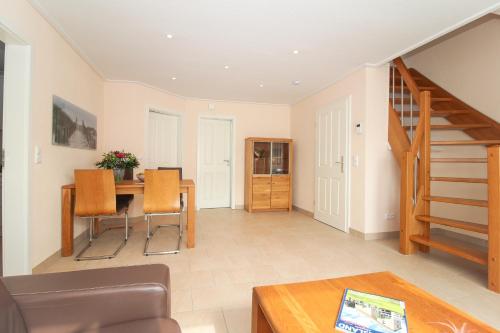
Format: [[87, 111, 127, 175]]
[[199, 118, 232, 208]]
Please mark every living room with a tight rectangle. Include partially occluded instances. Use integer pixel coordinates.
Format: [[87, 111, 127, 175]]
[[1, 1, 500, 332]]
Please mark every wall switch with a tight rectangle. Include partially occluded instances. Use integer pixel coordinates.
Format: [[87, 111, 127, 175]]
[[355, 123, 363, 134], [352, 155, 359, 167], [34, 146, 42, 164], [385, 212, 396, 220]]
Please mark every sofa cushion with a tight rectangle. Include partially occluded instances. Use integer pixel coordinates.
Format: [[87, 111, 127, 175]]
[[0, 279, 27, 333]]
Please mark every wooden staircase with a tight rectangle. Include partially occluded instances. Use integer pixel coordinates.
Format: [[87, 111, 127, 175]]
[[388, 57, 500, 293]]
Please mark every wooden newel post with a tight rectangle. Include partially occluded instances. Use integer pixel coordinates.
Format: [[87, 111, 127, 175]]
[[488, 145, 500, 293], [400, 151, 415, 255]]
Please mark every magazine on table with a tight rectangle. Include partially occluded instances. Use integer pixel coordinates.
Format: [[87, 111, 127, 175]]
[[335, 289, 408, 333]]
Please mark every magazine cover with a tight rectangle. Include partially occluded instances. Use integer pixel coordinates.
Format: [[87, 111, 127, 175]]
[[335, 289, 408, 333]]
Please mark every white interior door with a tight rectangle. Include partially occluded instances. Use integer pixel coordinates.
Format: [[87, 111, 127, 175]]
[[147, 111, 181, 168], [314, 97, 350, 232], [199, 118, 232, 208]]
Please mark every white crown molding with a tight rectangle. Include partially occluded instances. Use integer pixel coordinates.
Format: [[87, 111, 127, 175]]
[[106, 79, 290, 107], [27, 0, 106, 79]]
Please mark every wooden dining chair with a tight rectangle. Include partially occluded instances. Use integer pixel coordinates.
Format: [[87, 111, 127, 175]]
[[74, 169, 129, 260], [143, 169, 182, 255], [158, 167, 184, 210]]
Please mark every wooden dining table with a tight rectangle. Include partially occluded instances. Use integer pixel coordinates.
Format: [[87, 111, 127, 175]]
[[61, 179, 196, 257]]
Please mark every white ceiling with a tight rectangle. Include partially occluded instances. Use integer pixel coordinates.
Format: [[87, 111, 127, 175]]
[[32, 0, 500, 104]]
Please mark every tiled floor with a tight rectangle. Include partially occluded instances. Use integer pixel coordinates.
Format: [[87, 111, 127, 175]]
[[36, 209, 500, 332]]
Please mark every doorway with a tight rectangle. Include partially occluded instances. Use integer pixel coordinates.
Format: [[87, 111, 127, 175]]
[[314, 96, 351, 232], [0, 41, 4, 276], [0, 23, 32, 276], [198, 117, 233, 209], [147, 109, 182, 168]]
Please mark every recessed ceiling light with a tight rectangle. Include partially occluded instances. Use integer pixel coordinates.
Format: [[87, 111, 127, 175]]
[[224, 65, 230, 70], [259, 83, 264, 88], [171, 77, 177, 80], [166, 34, 174, 39], [293, 50, 299, 54], [292, 80, 301, 86]]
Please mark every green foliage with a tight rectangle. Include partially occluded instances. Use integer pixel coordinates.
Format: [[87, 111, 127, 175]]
[[96, 150, 140, 169]]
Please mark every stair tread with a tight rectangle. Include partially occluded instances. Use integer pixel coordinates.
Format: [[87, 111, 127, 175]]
[[409, 235, 487, 265], [431, 158, 487, 163], [423, 195, 488, 207], [403, 124, 491, 130], [431, 140, 500, 146], [430, 176, 488, 184], [416, 215, 488, 234], [395, 110, 468, 117]]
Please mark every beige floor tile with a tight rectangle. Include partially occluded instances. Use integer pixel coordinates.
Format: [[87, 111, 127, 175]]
[[174, 310, 228, 333], [36, 209, 500, 330]]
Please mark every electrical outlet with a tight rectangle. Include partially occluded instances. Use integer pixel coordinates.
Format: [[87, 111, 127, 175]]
[[385, 212, 395, 220]]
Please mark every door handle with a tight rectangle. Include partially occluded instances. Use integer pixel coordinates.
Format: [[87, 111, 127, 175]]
[[223, 159, 230, 165], [335, 156, 344, 173]]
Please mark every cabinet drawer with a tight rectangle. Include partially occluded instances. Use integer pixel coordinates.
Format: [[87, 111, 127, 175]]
[[253, 176, 271, 193], [253, 192, 271, 209], [271, 191, 289, 209], [271, 176, 290, 192]]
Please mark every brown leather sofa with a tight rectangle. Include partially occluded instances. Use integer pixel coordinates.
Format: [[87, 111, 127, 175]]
[[0, 264, 181, 333]]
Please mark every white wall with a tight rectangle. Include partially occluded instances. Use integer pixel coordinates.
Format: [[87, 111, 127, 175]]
[[0, 0, 104, 268], [291, 65, 397, 234], [103, 82, 291, 215]]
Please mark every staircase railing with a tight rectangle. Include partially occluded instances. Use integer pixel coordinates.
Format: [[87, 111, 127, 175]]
[[388, 57, 431, 254]]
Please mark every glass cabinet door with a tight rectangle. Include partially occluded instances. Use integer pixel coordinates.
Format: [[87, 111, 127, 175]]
[[271, 142, 289, 174], [253, 142, 271, 174]]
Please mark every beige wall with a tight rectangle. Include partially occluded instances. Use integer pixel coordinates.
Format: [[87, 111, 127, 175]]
[[403, 16, 499, 238], [0, 0, 104, 267], [404, 15, 500, 122], [103, 82, 291, 215], [291, 66, 397, 234]]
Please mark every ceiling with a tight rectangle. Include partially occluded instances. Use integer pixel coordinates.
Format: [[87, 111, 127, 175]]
[[32, 0, 500, 104]]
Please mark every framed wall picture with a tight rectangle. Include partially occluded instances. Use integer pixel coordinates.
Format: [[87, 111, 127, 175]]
[[52, 95, 97, 150]]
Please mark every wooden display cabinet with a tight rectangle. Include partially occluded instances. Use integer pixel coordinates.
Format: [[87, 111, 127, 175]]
[[244, 137, 293, 212]]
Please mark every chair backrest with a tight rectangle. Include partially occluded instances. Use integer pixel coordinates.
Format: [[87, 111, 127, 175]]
[[157, 167, 183, 180], [75, 169, 117, 217], [0, 279, 27, 333], [144, 169, 181, 214]]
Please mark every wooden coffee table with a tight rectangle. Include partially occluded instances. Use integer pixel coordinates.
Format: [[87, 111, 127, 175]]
[[252, 272, 497, 332]]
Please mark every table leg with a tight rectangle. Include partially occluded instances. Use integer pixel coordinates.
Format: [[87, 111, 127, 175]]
[[61, 187, 74, 257], [187, 186, 196, 248], [252, 289, 273, 333]]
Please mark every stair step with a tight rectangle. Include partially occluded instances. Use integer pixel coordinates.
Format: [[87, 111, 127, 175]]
[[395, 110, 468, 117], [431, 158, 487, 163], [390, 85, 437, 91], [404, 124, 491, 130], [423, 196, 488, 207], [409, 235, 487, 265], [392, 97, 453, 104], [431, 140, 500, 146], [415, 215, 488, 234], [430, 176, 488, 184]]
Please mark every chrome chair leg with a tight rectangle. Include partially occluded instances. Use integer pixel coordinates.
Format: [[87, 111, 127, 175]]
[[75, 214, 128, 261], [144, 213, 182, 256]]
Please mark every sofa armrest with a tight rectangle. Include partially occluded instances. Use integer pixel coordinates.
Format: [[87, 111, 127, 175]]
[[1, 264, 171, 333]]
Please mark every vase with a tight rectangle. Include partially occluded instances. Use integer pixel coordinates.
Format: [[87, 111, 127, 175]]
[[124, 168, 133, 180], [113, 168, 125, 182]]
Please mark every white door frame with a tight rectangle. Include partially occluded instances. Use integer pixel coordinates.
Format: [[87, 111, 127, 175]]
[[196, 115, 235, 210], [144, 106, 183, 168], [314, 96, 352, 232], [0, 21, 32, 275]]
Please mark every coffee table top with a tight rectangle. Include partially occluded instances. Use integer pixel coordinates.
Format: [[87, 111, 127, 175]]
[[253, 272, 496, 332]]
